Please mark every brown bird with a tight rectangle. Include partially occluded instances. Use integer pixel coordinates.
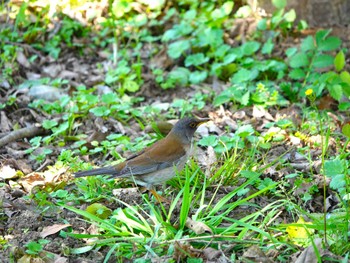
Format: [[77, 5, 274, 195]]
[[75, 117, 209, 200]]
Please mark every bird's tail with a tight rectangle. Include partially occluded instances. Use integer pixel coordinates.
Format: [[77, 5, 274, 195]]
[[74, 167, 118, 178]]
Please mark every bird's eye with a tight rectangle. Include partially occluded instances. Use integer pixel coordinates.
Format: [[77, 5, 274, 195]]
[[189, 122, 197, 128]]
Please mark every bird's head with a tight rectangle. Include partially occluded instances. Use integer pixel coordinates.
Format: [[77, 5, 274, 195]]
[[170, 117, 210, 144]]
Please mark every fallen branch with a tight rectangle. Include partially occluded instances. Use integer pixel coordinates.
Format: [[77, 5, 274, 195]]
[[0, 126, 47, 147]]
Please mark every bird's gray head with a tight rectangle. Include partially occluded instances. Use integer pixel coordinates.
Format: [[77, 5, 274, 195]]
[[171, 117, 210, 144]]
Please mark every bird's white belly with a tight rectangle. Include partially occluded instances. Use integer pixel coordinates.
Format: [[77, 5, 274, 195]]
[[133, 153, 189, 188]]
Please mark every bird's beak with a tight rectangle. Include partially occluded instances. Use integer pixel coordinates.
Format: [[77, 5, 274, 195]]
[[196, 118, 210, 127]]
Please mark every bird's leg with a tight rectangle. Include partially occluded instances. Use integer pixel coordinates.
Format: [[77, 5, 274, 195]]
[[149, 187, 170, 204]]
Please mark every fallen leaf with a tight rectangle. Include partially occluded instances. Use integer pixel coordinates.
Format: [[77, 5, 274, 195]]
[[16, 50, 31, 68], [286, 217, 315, 247], [295, 238, 324, 263], [40, 224, 71, 238], [242, 245, 274, 263], [0, 165, 18, 179], [19, 173, 45, 193], [185, 217, 213, 234]]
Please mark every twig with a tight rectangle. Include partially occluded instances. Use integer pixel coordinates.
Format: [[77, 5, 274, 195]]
[[0, 126, 47, 147]]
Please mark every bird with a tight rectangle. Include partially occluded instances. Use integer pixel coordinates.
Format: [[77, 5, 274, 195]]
[[74, 117, 210, 201]]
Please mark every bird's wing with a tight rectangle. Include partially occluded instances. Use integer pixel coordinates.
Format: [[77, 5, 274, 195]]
[[118, 135, 187, 177]]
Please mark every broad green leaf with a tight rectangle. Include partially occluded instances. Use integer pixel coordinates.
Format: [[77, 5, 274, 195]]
[[198, 135, 218, 147], [236, 5, 251, 18], [324, 159, 344, 177], [342, 123, 350, 138], [231, 68, 258, 83], [213, 92, 231, 106], [330, 174, 346, 189], [284, 9, 296, 22], [334, 50, 345, 71], [102, 93, 118, 104], [89, 106, 110, 117], [211, 1, 234, 19], [340, 71, 350, 85], [262, 38, 274, 55], [214, 44, 230, 58], [257, 18, 267, 30], [239, 91, 250, 106], [312, 54, 334, 68], [42, 120, 58, 129], [317, 36, 341, 51], [289, 52, 309, 68], [285, 47, 297, 57], [223, 53, 237, 64], [167, 40, 190, 59], [301, 36, 315, 52], [184, 9, 197, 20], [315, 29, 331, 46], [236, 124, 254, 138], [123, 80, 139, 92], [328, 84, 343, 101], [289, 68, 305, 80], [272, 0, 287, 9], [196, 27, 223, 47], [185, 53, 209, 67], [241, 41, 260, 56], [189, 71, 208, 84]]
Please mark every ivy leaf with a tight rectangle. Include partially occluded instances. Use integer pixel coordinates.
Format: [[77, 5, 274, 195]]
[[334, 50, 345, 71]]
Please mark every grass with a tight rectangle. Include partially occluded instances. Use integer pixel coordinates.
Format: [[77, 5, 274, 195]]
[[1, 0, 350, 262]]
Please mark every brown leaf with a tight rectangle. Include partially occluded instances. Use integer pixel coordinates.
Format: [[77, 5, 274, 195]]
[[40, 224, 71, 238], [0, 111, 11, 132], [16, 50, 31, 68], [295, 238, 324, 263], [185, 217, 213, 234], [19, 173, 45, 193], [242, 245, 274, 263]]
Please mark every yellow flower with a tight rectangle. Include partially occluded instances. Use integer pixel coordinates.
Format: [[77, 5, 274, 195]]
[[305, 89, 313, 96]]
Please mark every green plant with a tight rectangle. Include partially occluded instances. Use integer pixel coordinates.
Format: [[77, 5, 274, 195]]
[[286, 30, 348, 105], [25, 239, 50, 256]]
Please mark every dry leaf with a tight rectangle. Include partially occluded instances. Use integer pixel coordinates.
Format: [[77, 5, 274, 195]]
[[40, 224, 71, 238], [16, 50, 31, 68], [286, 217, 315, 247], [295, 238, 324, 263], [242, 245, 274, 263], [0, 165, 18, 179], [185, 217, 213, 234], [19, 173, 45, 192]]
